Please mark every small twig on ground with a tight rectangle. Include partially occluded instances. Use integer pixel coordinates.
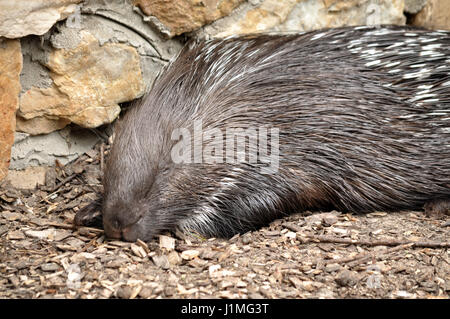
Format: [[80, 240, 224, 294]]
[[80, 237, 101, 253], [45, 155, 87, 195], [100, 143, 105, 172], [284, 222, 450, 248], [324, 243, 414, 266], [346, 243, 414, 268], [50, 174, 79, 193], [75, 176, 99, 194], [26, 219, 75, 229], [44, 221, 76, 229]]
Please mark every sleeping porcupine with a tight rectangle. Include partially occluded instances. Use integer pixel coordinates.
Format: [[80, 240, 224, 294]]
[[75, 25, 450, 242]]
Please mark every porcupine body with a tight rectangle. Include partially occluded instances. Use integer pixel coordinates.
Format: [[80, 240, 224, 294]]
[[75, 25, 450, 242]]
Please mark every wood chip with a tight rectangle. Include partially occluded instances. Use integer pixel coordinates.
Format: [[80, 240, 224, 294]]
[[25, 229, 55, 240], [7, 230, 25, 240], [367, 212, 388, 217], [181, 249, 200, 260], [136, 239, 150, 253], [152, 255, 170, 269], [159, 235, 176, 251], [1, 211, 22, 221], [177, 284, 199, 295], [40, 263, 60, 272], [130, 243, 147, 258], [167, 251, 182, 265]]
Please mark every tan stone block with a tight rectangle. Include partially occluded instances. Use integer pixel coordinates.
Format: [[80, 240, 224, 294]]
[[411, 0, 450, 30], [134, 0, 244, 37], [0, 0, 82, 38], [0, 39, 22, 181], [6, 166, 48, 189], [19, 30, 144, 128], [16, 115, 70, 135]]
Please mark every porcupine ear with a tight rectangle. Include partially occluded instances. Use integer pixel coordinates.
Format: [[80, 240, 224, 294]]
[[73, 196, 103, 228]]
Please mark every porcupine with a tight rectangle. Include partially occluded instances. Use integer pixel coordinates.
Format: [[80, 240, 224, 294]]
[[74, 25, 450, 242]]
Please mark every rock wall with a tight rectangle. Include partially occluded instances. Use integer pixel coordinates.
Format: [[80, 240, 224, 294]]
[[0, 0, 449, 187]]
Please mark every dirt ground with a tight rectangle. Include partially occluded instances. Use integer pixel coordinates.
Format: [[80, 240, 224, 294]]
[[0, 142, 449, 299]]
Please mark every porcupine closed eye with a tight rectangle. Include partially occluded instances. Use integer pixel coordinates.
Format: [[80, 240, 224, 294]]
[[74, 25, 450, 242]]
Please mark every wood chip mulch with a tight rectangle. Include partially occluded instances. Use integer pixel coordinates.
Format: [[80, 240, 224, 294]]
[[0, 143, 449, 299]]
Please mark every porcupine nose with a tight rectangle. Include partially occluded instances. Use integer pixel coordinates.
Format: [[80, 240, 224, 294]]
[[121, 225, 139, 242], [103, 215, 140, 242], [103, 217, 122, 239]]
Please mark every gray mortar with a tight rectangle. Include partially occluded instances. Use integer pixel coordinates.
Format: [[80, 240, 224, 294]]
[[20, 34, 52, 65], [10, 127, 100, 170], [19, 36, 53, 93], [80, 0, 183, 61], [404, 0, 427, 14], [19, 53, 53, 93], [139, 56, 167, 92], [50, 25, 83, 50], [80, 15, 161, 57]]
